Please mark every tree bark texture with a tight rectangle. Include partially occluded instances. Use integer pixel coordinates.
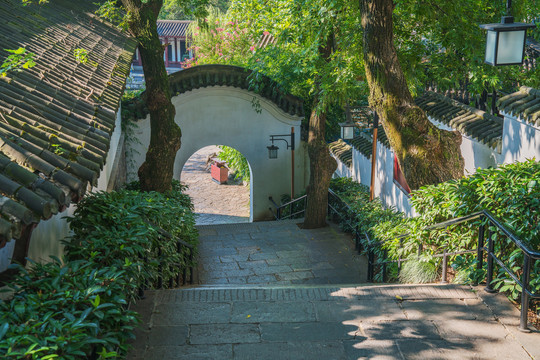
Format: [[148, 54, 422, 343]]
[[360, 0, 464, 190], [303, 35, 338, 229], [303, 104, 338, 229], [122, 0, 181, 192]]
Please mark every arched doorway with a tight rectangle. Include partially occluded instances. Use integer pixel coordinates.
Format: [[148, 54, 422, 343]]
[[180, 145, 251, 225], [126, 64, 307, 221]]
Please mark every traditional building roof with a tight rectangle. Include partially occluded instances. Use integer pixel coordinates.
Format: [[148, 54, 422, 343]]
[[416, 91, 503, 151], [126, 64, 304, 118], [0, 0, 137, 246], [157, 20, 191, 38], [328, 139, 352, 168], [497, 86, 540, 127]]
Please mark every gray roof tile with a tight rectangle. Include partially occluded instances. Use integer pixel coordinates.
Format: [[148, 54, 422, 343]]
[[497, 86, 540, 127], [0, 0, 136, 245], [416, 91, 503, 150], [157, 20, 191, 38], [328, 139, 352, 168]]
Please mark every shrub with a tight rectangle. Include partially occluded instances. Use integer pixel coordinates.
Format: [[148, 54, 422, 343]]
[[330, 159, 540, 298], [398, 259, 439, 284], [0, 259, 137, 359], [217, 146, 250, 183], [0, 180, 198, 359], [66, 180, 198, 294]]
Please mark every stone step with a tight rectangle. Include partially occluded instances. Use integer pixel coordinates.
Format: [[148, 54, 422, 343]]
[[154, 283, 477, 303], [128, 284, 539, 360]]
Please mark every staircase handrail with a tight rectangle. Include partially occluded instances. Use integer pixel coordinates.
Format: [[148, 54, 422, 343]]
[[268, 195, 307, 220], [327, 189, 539, 332]]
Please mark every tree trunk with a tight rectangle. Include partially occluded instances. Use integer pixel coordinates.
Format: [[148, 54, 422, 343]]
[[303, 102, 337, 229], [122, 0, 181, 192], [360, 0, 464, 190], [302, 35, 337, 229]]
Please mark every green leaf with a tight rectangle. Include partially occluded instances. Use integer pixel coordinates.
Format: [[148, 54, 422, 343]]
[[0, 323, 9, 341]]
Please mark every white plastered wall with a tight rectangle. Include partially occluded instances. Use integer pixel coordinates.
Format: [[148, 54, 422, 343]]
[[331, 154, 352, 179], [126, 86, 306, 221], [24, 107, 124, 266], [336, 141, 414, 217], [501, 112, 540, 164], [428, 116, 502, 174]]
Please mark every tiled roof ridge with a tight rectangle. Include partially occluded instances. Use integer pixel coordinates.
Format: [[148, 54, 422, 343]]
[[349, 133, 374, 158], [416, 91, 503, 151], [158, 20, 193, 23], [156, 19, 192, 37], [328, 139, 352, 168], [421, 91, 503, 125], [497, 86, 540, 127], [125, 64, 305, 118]]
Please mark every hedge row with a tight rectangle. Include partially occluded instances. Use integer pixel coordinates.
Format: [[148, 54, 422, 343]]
[[0, 181, 198, 359], [330, 159, 540, 296]]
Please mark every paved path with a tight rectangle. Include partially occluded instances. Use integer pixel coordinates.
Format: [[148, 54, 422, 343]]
[[127, 221, 540, 360], [180, 146, 250, 225], [196, 220, 366, 285]]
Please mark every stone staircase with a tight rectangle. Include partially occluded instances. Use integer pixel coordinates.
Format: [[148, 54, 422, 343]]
[[126, 221, 539, 360]]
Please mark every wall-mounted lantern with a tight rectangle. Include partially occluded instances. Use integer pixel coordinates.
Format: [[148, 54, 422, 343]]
[[339, 106, 356, 140], [479, 1, 535, 66], [267, 144, 279, 159], [267, 127, 296, 198]]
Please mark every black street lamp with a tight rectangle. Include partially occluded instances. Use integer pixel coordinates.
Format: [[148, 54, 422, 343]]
[[479, 0, 535, 66], [268, 127, 296, 199]]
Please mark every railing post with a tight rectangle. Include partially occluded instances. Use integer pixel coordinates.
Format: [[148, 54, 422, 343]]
[[477, 220, 485, 271], [177, 241, 183, 286], [189, 250, 194, 284], [367, 249, 374, 282], [485, 228, 496, 293], [382, 249, 387, 283], [518, 254, 532, 332], [158, 248, 163, 289], [441, 249, 448, 284], [355, 225, 360, 252]]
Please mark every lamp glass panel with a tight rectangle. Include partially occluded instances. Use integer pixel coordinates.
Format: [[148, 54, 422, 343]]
[[342, 126, 354, 140], [496, 30, 525, 64], [485, 30, 497, 65]]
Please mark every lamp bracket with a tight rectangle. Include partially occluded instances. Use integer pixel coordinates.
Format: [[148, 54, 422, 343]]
[[269, 134, 295, 150]]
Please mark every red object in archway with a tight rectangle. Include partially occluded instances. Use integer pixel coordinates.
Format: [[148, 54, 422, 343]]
[[211, 162, 228, 184]]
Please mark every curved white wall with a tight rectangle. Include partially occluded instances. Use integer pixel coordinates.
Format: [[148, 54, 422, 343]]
[[127, 86, 306, 221]]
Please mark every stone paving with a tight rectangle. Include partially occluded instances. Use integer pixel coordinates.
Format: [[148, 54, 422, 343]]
[[180, 146, 250, 225], [127, 221, 540, 360], [196, 220, 367, 285]]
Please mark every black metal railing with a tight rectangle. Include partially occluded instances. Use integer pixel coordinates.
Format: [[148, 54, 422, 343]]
[[269, 195, 307, 220], [328, 190, 539, 332]]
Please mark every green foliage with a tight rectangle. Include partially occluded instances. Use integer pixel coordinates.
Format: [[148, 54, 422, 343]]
[[66, 180, 197, 293], [0, 181, 198, 359], [21, 0, 48, 5], [72, 49, 98, 67], [95, 1, 130, 31], [217, 146, 250, 183], [0, 48, 35, 77], [0, 259, 137, 359], [399, 259, 439, 284], [330, 160, 540, 300], [160, 0, 229, 20]]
